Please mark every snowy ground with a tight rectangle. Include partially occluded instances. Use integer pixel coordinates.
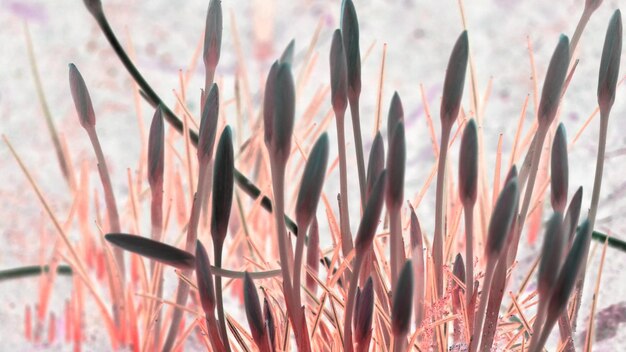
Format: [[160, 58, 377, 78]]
[[1, 0, 625, 350]]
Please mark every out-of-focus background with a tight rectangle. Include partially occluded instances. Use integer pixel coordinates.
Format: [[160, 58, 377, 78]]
[[1, 0, 625, 350]]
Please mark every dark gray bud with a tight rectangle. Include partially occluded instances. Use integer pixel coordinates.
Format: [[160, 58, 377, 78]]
[[598, 10, 622, 114], [69, 64, 96, 129], [486, 178, 519, 257], [440, 31, 469, 127], [212, 126, 235, 245], [391, 260, 414, 336], [243, 272, 265, 349], [551, 123, 569, 212], [330, 29, 348, 114], [366, 132, 385, 201], [340, 0, 361, 99], [105, 233, 195, 269], [195, 240, 216, 314], [203, 0, 222, 71], [538, 35, 569, 126], [387, 92, 404, 141], [459, 119, 478, 206], [198, 83, 219, 163], [355, 170, 387, 253], [386, 122, 406, 210], [296, 134, 330, 229], [148, 106, 165, 188]]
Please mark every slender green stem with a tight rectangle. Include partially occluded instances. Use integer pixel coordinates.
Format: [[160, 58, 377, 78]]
[[336, 113, 354, 258], [470, 258, 496, 352], [86, 128, 124, 273], [463, 204, 475, 333], [389, 208, 402, 287], [517, 127, 548, 237], [214, 243, 230, 352], [433, 127, 451, 297], [0, 265, 72, 282], [162, 164, 208, 352], [343, 253, 364, 352], [348, 97, 367, 208]]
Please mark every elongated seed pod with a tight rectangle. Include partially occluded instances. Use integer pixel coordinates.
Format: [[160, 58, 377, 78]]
[[203, 0, 222, 74], [243, 272, 265, 349], [597, 10, 622, 114], [198, 83, 219, 163], [440, 31, 469, 127], [387, 92, 404, 141], [340, 0, 361, 99], [296, 133, 330, 229], [459, 119, 478, 206], [551, 124, 569, 212], [272, 63, 296, 163], [354, 277, 374, 345], [537, 35, 569, 126], [485, 178, 519, 258], [391, 261, 413, 336], [212, 126, 234, 245], [330, 29, 349, 115], [105, 233, 195, 270], [563, 186, 583, 246], [263, 61, 279, 147], [68, 64, 96, 129], [354, 171, 387, 253], [147, 106, 165, 188], [366, 132, 385, 200], [538, 212, 564, 298], [386, 123, 406, 210]]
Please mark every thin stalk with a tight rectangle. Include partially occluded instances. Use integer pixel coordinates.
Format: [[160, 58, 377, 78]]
[[343, 253, 364, 352], [569, 9, 593, 60], [336, 113, 354, 257], [268, 159, 301, 344], [88, 8, 298, 235], [389, 208, 402, 287], [570, 111, 609, 333], [517, 128, 548, 236], [470, 259, 497, 352], [86, 128, 123, 273], [433, 127, 451, 297], [348, 97, 367, 208], [149, 184, 164, 350], [293, 220, 308, 311], [463, 204, 475, 333], [213, 243, 230, 351], [162, 164, 208, 352]]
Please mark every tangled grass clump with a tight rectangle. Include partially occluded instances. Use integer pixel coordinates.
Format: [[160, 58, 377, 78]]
[[2, 0, 624, 351]]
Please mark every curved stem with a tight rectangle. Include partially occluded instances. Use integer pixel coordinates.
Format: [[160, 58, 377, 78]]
[[470, 259, 496, 352], [293, 221, 308, 312], [348, 97, 367, 208], [433, 128, 451, 297], [343, 253, 363, 352], [162, 164, 208, 352], [336, 113, 354, 258], [389, 207, 403, 288], [463, 204, 475, 334], [214, 243, 230, 351]]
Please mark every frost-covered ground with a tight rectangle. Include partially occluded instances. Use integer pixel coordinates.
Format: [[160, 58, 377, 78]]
[[1, 0, 625, 350]]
